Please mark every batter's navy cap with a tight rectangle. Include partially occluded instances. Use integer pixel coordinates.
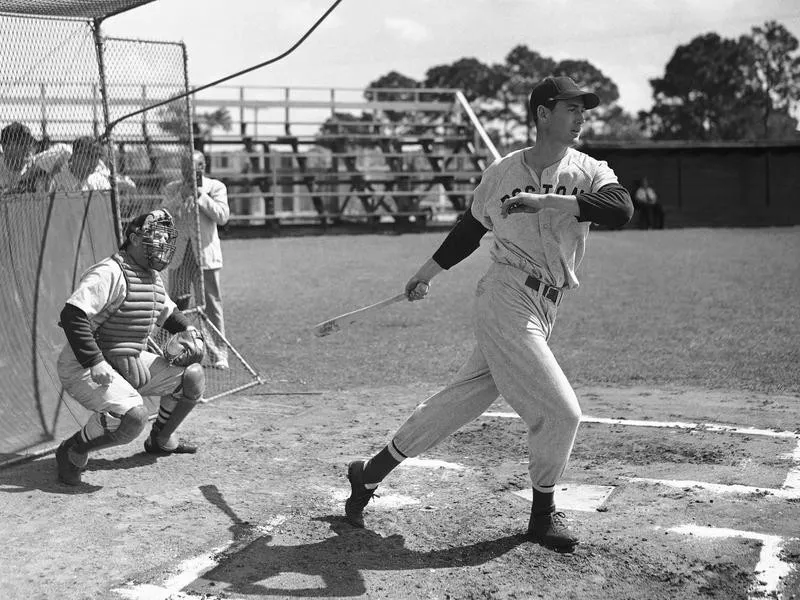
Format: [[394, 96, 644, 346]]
[[529, 76, 600, 115]]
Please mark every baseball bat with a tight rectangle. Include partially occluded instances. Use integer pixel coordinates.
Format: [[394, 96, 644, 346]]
[[312, 292, 407, 337]]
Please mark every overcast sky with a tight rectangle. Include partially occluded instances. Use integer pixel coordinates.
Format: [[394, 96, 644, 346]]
[[103, 0, 800, 114]]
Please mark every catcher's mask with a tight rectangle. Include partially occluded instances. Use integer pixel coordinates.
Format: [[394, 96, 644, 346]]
[[124, 209, 178, 271]]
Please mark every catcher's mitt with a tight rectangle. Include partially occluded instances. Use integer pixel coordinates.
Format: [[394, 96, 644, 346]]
[[163, 328, 205, 367]]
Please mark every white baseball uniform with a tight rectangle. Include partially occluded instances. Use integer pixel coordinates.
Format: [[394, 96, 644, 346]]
[[391, 147, 619, 493], [57, 258, 184, 415]]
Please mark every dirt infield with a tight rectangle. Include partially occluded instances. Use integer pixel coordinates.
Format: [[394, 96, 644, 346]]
[[1, 384, 798, 600]]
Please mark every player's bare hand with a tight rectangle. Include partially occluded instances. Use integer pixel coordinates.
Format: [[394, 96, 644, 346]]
[[90, 361, 115, 385], [501, 193, 548, 218], [405, 277, 430, 302]]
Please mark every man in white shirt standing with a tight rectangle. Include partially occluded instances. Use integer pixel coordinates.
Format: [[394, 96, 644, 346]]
[[162, 150, 230, 369]]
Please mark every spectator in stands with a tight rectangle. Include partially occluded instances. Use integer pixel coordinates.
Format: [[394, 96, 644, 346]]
[[32, 136, 134, 193], [0, 122, 38, 192], [162, 150, 231, 369], [633, 177, 664, 230]]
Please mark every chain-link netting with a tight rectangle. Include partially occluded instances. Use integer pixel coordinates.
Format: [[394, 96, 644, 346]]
[[100, 36, 261, 399], [0, 9, 260, 460], [101, 36, 203, 308], [0, 0, 154, 19]]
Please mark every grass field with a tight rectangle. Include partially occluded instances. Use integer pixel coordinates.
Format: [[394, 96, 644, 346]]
[[221, 226, 800, 395]]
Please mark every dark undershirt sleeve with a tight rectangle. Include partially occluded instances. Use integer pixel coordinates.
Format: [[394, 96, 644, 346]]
[[431, 208, 490, 270], [59, 303, 104, 368], [576, 183, 634, 229], [162, 310, 191, 334]]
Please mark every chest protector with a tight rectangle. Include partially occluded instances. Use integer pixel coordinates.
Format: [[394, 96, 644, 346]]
[[96, 252, 166, 389]]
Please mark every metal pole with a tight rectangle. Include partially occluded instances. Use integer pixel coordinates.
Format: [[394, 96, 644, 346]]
[[181, 42, 206, 310], [91, 18, 123, 245]]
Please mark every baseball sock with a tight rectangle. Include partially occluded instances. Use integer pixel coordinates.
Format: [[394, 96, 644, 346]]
[[362, 440, 406, 486], [531, 489, 556, 515]]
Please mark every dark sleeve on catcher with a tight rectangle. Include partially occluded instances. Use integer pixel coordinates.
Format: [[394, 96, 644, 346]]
[[431, 209, 489, 270], [576, 183, 634, 229], [59, 303, 103, 368], [162, 309, 191, 334]]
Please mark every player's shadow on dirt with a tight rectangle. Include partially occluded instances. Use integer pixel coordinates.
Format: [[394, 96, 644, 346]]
[[197, 514, 527, 597], [0, 455, 102, 495], [84, 451, 158, 473]]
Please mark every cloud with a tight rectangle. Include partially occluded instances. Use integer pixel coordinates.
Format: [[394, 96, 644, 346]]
[[384, 17, 431, 43]]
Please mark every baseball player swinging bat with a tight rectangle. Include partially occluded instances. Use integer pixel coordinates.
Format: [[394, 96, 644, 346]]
[[312, 292, 407, 337]]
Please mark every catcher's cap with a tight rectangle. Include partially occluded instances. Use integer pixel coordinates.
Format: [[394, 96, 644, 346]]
[[529, 76, 600, 116], [124, 208, 175, 240], [1, 121, 35, 146]]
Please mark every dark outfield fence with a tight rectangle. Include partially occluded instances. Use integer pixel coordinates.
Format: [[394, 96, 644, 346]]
[[0, 192, 118, 458], [582, 140, 800, 228]]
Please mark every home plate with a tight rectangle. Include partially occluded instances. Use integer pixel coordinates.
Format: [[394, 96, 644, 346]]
[[511, 484, 615, 512]]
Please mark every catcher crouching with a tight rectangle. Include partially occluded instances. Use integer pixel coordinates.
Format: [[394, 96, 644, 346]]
[[54, 209, 206, 486]]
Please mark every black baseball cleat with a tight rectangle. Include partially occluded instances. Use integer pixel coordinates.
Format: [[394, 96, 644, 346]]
[[345, 460, 377, 528], [144, 433, 198, 455], [527, 510, 579, 551], [55, 441, 83, 486]]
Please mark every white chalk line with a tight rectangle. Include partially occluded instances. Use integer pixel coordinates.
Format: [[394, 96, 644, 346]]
[[114, 412, 797, 599], [112, 515, 287, 600], [483, 411, 796, 438], [484, 408, 800, 598], [668, 524, 795, 599], [404, 457, 467, 471], [482, 411, 800, 496]]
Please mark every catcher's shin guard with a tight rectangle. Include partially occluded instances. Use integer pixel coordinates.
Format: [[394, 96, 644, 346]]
[[71, 405, 149, 453], [147, 363, 204, 453]]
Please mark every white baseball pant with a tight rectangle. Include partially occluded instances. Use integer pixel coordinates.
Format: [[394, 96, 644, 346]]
[[392, 263, 582, 493]]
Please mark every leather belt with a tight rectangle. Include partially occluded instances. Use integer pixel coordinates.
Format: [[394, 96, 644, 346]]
[[524, 275, 564, 306]]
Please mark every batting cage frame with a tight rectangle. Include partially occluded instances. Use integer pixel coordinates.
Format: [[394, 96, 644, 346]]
[[0, 1, 263, 466]]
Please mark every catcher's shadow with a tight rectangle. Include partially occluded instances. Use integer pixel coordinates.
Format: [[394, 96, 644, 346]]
[[84, 451, 158, 473], [0, 453, 102, 495]]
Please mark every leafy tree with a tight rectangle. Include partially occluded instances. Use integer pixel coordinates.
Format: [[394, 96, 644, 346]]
[[552, 59, 646, 141], [158, 101, 192, 140], [647, 33, 754, 140], [423, 57, 505, 102], [364, 71, 420, 123], [158, 103, 233, 139], [739, 20, 800, 139], [196, 107, 233, 138], [424, 57, 512, 144], [315, 112, 382, 151], [503, 45, 556, 134], [645, 22, 800, 140]]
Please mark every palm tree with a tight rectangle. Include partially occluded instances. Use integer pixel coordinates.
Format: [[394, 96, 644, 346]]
[[195, 107, 233, 140]]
